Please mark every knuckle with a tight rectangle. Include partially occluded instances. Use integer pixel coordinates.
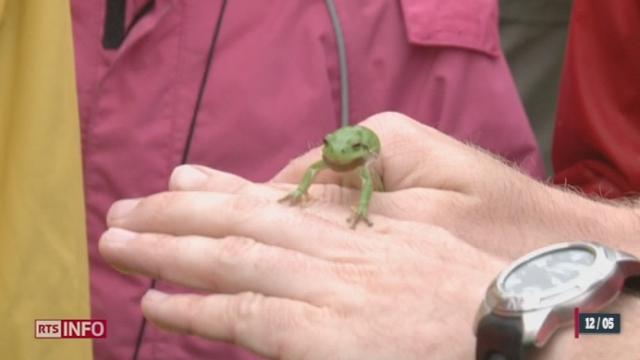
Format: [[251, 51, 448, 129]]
[[331, 262, 376, 286], [367, 111, 419, 135], [219, 195, 272, 231], [139, 232, 176, 278], [217, 236, 258, 258], [233, 292, 266, 320], [366, 111, 407, 126], [181, 296, 205, 335], [228, 292, 266, 339], [224, 194, 268, 217], [142, 191, 187, 223], [317, 183, 352, 204]]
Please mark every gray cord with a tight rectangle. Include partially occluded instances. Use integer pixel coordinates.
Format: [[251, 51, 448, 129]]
[[325, 0, 350, 127]]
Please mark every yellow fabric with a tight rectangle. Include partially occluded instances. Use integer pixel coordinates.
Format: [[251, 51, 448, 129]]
[[0, 0, 92, 359], [0, 0, 5, 24]]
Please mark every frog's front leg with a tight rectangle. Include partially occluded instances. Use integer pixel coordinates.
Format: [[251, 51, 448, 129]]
[[348, 164, 374, 228], [279, 160, 328, 205]]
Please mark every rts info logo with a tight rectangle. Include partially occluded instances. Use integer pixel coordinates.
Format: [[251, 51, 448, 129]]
[[35, 320, 107, 339]]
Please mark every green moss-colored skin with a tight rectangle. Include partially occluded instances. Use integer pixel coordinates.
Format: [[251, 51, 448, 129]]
[[279, 126, 381, 228]]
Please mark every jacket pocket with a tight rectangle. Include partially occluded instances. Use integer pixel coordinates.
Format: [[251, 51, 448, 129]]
[[399, 0, 500, 57]]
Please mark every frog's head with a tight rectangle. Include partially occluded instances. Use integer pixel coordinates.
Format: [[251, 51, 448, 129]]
[[321, 126, 378, 171]]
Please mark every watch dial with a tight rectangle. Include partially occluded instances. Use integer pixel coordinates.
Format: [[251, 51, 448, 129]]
[[503, 248, 595, 296]]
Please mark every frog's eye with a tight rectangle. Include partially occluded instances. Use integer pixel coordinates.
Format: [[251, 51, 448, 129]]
[[351, 142, 364, 150], [323, 138, 329, 145]]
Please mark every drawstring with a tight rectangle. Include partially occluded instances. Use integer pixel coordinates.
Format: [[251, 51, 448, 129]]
[[325, 0, 350, 127]]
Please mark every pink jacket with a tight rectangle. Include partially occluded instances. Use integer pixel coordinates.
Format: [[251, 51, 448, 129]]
[[71, 0, 544, 358]]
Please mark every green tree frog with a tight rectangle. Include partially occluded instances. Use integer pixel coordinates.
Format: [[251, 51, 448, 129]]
[[279, 125, 382, 228]]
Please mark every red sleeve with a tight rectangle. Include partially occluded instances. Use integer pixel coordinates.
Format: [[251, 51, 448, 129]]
[[552, 0, 640, 198]]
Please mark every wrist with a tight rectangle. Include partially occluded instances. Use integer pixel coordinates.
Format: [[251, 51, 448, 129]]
[[618, 207, 640, 256], [591, 202, 640, 256], [544, 185, 640, 256]]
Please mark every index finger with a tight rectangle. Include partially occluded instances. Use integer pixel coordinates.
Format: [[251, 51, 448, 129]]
[[106, 191, 390, 260]]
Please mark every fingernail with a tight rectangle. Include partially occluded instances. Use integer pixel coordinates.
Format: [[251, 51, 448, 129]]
[[103, 227, 137, 246], [107, 199, 140, 223], [145, 289, 169, 301], [171, 165, 208, 188]]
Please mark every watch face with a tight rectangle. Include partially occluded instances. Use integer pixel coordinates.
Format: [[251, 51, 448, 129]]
[[502, 247, 596, 296]]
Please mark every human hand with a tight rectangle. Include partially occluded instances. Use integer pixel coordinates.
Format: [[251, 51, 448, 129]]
[[272, 112, 640, 259], [100, 166, 507, 360]]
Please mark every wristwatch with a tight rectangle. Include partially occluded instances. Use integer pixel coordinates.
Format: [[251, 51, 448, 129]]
[[474, 241, 640, 360]]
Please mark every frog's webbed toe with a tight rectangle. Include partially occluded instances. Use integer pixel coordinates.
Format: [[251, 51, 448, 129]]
[[278, 191, 310, 206], [347, 208, 373, 229]]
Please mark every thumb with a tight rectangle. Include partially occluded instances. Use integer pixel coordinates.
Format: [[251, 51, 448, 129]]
[[271, 147, 343, 184]]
